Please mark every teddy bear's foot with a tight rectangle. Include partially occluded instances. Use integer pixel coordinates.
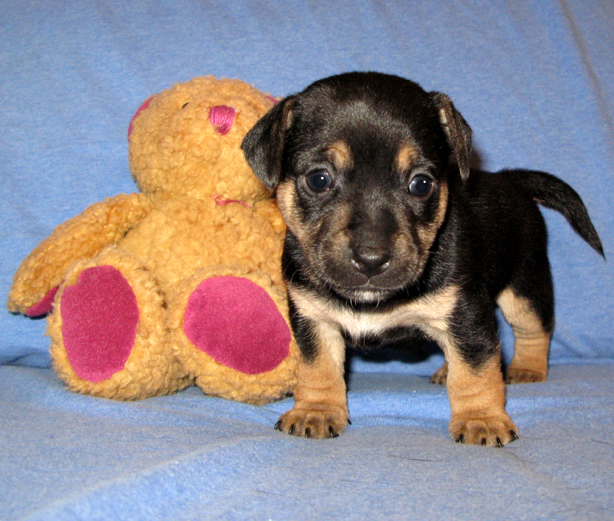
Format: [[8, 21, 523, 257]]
[[49, 249, 191, 400], [59, 265, 139, 383], [171, 269, 298, 404], [183, 276, 291, 374]]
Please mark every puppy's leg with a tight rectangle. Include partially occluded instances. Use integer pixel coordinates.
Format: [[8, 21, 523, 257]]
[[439, 302, 518, 446], [445, 347, 518, 447], [275, 320, 349, 438], [498, 287, 552, 384]]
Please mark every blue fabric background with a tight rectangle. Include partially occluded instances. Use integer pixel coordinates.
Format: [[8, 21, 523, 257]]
[[1, 1, 613, 519]]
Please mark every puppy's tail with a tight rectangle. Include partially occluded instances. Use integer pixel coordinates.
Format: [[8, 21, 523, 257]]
[[503, 169, 604, 257]]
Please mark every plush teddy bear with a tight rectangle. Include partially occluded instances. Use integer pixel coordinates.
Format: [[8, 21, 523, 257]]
[[7, 76, 298, 405]]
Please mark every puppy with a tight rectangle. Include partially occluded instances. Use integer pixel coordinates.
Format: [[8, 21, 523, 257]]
[[241, 72, 604, 446]]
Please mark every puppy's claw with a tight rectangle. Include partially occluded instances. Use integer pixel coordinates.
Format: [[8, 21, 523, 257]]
[[449, 413, 518, 447]]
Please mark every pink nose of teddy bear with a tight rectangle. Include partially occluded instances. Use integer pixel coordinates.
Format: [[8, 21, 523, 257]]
[[209, 105, 236, 135]]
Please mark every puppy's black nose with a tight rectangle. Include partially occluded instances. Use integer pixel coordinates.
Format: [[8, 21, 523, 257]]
[[351, 246, 391, 277]]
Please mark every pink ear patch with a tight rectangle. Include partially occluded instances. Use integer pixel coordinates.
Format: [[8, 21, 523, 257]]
[[61, 266, 139, 383], [184, 277, 291, 375], [26, 286, 59, 317], [209, 105, 236, 135], [128, 96, 154, 139]]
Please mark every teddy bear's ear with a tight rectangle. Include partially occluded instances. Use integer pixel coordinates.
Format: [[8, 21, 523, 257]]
[[128, 96, 155, 140], [241, 97, 294, 191]]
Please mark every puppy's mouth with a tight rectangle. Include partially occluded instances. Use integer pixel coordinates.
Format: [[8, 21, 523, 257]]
[[329, 284, 399, 304], [321, 258, 425, 304]]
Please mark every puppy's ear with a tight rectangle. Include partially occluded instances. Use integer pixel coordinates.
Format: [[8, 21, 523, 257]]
[[431, 92, 472, 181], [241, 97, 294, 190]]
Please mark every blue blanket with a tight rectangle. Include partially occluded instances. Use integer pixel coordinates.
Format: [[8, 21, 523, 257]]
[[1, 1, 613, 519]]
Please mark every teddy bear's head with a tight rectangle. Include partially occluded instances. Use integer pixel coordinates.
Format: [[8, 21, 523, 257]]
[[128, 77, 276, 202]]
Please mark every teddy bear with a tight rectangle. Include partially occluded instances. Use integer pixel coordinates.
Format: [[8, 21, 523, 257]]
[[7, 76, 298, 405]]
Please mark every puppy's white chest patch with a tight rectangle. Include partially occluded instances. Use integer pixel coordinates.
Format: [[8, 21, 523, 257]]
[[288, 284, 459, 346]]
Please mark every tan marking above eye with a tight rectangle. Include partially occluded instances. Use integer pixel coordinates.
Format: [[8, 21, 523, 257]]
[[326, 141, 353, 171], [396, 144, 420, 172]]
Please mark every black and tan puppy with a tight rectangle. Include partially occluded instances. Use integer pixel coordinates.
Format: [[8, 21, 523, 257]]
[[241, 72, 603, 446]]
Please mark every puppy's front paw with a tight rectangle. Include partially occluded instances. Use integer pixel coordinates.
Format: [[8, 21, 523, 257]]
[[505, 368, 547, 384], [275, 407, 350, 439], [449, 413, 518, 447]]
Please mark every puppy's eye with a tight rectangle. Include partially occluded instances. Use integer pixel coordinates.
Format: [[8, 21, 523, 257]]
[[409, 174, 434, 198], [305, 169, 333, 193]]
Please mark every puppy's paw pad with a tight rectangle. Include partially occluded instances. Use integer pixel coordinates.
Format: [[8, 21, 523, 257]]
[[449, 414, 518, 447], [275, 408, 349, 439], [505, 368, 547, 384]]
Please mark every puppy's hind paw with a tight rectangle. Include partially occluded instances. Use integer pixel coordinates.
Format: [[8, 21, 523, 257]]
[[275, 407, 349, 439], [505, 368, 547, 384], [429, 361, 448, 385]]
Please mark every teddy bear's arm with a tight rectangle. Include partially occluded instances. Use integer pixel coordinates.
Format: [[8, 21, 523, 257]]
[[8, 193, 152, 315]]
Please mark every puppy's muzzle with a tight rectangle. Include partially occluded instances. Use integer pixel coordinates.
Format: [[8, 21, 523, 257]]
[[347, 204, 396, 279]]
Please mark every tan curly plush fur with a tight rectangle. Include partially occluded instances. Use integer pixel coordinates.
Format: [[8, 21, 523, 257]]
[[8, 77, 298, 404]]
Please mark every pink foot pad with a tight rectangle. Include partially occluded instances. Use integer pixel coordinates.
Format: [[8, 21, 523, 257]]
[[61, 266, 139, 383], [184, 277, 291, 375], [26, 286, 59, 317]]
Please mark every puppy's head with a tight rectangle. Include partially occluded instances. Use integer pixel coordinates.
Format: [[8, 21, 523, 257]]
[[242, 72, 472, 303]]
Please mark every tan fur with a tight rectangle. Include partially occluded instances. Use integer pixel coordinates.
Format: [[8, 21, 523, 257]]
[[276, 180, 310, 246], [415, 182, 448, 249], [326, 140, 353, 171], [445, 350, 517, 446], [498, 288, 551, 383], [276, 320, 349, 438], [319, 202, 354, 262], [395, 144, 419, 172]]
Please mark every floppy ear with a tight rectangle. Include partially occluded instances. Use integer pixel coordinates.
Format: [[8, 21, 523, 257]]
[[241, 97, 294, 190], [430, 92, 472, 181]]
